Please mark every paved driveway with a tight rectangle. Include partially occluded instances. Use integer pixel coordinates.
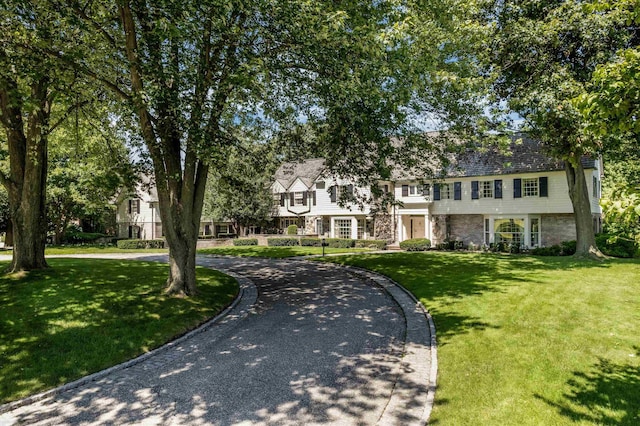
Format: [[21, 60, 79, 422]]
[[0, 255, 435, 425]]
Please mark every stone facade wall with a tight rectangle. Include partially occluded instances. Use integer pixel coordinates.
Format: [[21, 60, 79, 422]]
[[304, 216, 319, 235], [431, 215, 448, 245], [373, 212, 393, 241], [541, 214, 576, 246], [448, 214, 484, 246]]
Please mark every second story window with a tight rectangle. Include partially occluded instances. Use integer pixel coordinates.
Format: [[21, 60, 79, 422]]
[[523, 178, 539, 197], [128, 199, 140, 214], [294, 191, 305, 206], [480, 181, 493, 198], [440, 184, 452, 199]]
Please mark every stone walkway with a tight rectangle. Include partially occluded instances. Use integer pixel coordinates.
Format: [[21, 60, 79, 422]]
[[0, 254, 436, 425]]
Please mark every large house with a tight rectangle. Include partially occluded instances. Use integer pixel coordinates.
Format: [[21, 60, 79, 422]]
[[270, 137, 603, 248], [117, 137, 603, 248]]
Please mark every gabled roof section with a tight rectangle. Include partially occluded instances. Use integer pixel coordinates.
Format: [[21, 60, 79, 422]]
[[274, 158, 325, 190], [445, 134, 598, 178]]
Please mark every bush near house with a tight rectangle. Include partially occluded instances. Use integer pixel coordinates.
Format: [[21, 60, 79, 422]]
[[116, 239, 165, 249], [436, 240, 464, 250], [63, 230, 106, 244], [300, 237, 323, 247], [233, 238, 258, 246], [286, 225, 298, 235], [325, 238, 356, 248], [531, 240, 576, 256], [596, 233, 639, 258], [267, 237, 300, 247], [399, 238, 431, 251], [355, 239, 387, 250]]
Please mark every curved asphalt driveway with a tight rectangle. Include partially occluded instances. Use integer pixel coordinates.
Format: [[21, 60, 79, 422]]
[[0, 255, 435, 425]]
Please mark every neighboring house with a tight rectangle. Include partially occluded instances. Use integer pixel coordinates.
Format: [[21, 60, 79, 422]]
[[115, 176, 230, 239], [272, 136, 603, 248]]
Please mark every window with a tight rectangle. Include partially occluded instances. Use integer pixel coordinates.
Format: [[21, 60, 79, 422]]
[[523, 178, 539, 197], [335, 219, 352, 239], [128, 225, 140, 239], [294, 191, 304, 206], [530, 218, 540, 247], [593, 176, 600, 198], [480, 181, 493, 198], [273, 193, 282, 207], [281, 218, 299, 229], [440, 184, 452, 199], [316, 218, 323, 235], [357, 218, 365, 239], [494, 218, 524, 247], [128, 199, 140, 214]]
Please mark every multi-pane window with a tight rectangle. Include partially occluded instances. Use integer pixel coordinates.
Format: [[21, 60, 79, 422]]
[[494, 218, 524, 247], [273, 194, 281, 207], [480, 181, 493, 198], [357, 218, 365, 239], [316, 219, 323, 235], [294, 191, 304, 206], [335, 219, 352, 239], [128, 199, 140, 214], [523, 178, 539, 197], [441, 184, 452, 199], [281, 218, 298, 229], [530, 218, 540, 247]]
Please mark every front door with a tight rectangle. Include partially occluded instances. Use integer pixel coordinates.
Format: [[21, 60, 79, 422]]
[[410, 217, 425, 239]]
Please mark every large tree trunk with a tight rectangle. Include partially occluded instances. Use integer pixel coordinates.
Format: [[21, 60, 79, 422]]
[[0, 74, 50, 272], [565, 159, 603, 259]]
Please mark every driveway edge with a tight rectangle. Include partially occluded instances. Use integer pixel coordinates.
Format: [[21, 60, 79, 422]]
[[0, 270, 257, 415]]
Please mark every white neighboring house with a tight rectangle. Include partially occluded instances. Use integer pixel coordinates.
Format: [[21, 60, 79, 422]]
[[115, 177, 229, 240], [272, 136, 603, 247]]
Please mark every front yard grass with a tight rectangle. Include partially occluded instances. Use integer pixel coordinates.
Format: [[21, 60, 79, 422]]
[[325, 252, 640, 425], [0, 258, 238, 405], [197, 245, 373, 258]]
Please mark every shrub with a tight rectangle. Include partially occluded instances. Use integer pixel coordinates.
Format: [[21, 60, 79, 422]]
[[355, 239, 387, 250], [436, 240, 463, 250], [63, 231, 106, 244], [399, 238, 431, 251], [325, 238, 355, 248], [531, 240, 575, 256], [560, 240, 577, 255], [300, 237, 323, 247], [117, 239, 165, 249], [596, 234, 639, 258], [233, 238, 258, 246], [287, 225, 298, 235], [267, 237, 300, 247]]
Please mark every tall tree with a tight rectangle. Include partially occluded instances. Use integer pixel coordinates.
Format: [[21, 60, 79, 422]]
[[478, 0, 632, 257]]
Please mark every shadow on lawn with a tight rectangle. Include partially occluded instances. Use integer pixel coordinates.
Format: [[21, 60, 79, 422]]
[[535, 347, 640, 425]]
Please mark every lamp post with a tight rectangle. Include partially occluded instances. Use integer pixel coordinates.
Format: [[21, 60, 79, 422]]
[[322, 237, 326, 257]]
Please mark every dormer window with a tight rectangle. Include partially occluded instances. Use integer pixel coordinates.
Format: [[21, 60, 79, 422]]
[[128, 199, 140, 214]]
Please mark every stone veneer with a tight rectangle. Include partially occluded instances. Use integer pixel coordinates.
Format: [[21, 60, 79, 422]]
[[373, 212, 393, 241], [540, 214, 577, 246], [448, 214, 484, 246]]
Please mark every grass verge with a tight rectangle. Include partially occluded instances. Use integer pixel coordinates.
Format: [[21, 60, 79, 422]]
[[197, 246, 372, 258], [324, 252, 640, 425], [44, 246, 168, 255], [0, 258, 238, 404]]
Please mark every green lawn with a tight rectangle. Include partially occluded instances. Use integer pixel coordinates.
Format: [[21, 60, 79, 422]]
[[197, 245, 373, 258], [325, 252, 640, 425], [0, 258, 238, 404], [44, 246, 168, 255]]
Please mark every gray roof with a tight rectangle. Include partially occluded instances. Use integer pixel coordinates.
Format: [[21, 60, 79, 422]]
[[274, 158, 326, 189], [445, 135, 597, 178]]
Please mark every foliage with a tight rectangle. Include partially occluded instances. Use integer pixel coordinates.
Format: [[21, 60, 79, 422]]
[[0, 258, 238, 403], [355, 239, 387, 250], [596, 234, 639, 258], [327, 252, 640, 424], [116, 239, 165, 250], [436, 240, 464, 251], [232, 238, 258, 246], [197, 246, 372, 258], [600, 160, 640, 238], [399, 238, 431, 251], [325, 238, 356, 248], [63, 230, 106, 244], [286, 225, 299, 235], [266, 237, 300, 247], [300, 238, 323, 247], [531, 241, 577, 256]]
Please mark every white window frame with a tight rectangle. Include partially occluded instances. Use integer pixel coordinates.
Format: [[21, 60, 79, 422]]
[[523, 178, 539, 197], [334, 218, 352, 239], [484, 215, 541, 248], [441, 183, 452, 200], [479, 181, 493, 198]]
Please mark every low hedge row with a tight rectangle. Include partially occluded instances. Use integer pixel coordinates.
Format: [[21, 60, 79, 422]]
[[116, 239, 165, 249], [267, 237, 300, 247], [596, 234, 638, 258], [399, 238, 431, 251], [233, 238, 258, 246], [355, 239, 387, 250]]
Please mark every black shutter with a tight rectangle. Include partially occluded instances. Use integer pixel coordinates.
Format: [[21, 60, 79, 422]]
[[280, 193, 285, 207], [312, 190, 316, 206], [402, 185, 409, 197], [539, 177, 548, 197], [136, 200, 140, 213], [495, 180, 503, 199], [128, 225, 132, 238], [433, 183, 441, 200], [302, 191, 307, 206], [514, 178, 522, 198], [330, 186, 337, 203], [128, 200, 132, 214], [290, 192, 295, 206], [471, 181, 479, 200], [347, 184, 353, 195], [454, 182, 462, 200]]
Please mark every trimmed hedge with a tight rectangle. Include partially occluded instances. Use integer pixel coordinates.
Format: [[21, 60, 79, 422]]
[[325, 238, 355, 248], [300, 237, 323, 247], [355, 239, 387, 250], [531, 240, 576, 256], [399, 238, 431, 251], [267, 237, 300, 247], [233, 238, 258, 246], [287, 225, 298, 235], [436, 240, 464, 250], [116, 239, 165, 249], [596, 234, 638, 258]]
